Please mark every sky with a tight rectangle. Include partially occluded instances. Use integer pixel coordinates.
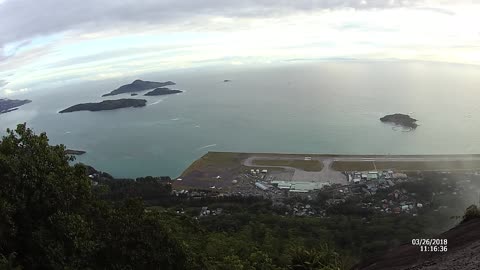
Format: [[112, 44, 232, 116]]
[[1, 0, 480, 96]]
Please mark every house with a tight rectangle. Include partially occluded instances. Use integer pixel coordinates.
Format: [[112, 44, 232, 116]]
[[367, 172, 378, 180]]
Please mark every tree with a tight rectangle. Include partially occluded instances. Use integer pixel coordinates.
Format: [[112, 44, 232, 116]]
[[288, 245, 342, 270], [0, 124, 189, 269], [0, 123, 93, 268]]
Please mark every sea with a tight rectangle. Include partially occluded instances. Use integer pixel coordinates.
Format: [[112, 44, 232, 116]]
[[2, 61, 480, 178]]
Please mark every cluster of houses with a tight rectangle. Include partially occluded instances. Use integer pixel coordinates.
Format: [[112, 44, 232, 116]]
[[347, 170, 408, 184], [199, 206, 223, 217], [373, 188, 425, 214], [250, 169, 268, 177], [289, 203, 317, 216]]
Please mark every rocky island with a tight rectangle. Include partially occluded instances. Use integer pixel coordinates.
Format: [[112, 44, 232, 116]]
[[65, 149, 86, 155], [59, 99, 147, 113], [380, 113, 418, 129], [0, 98, 32, 114], [102, 79, 175, 97], [144, 87, 183, 96]]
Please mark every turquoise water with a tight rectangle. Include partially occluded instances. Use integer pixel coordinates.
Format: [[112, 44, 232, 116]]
[[2, 61, 480, 178]]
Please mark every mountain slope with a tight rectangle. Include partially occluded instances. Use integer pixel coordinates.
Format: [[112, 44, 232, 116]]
[[354, 218, 480, 270]]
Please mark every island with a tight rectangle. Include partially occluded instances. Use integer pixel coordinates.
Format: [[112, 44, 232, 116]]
[[144, 87, 183, 96], [0, 98, 32, 114], [380, 113, 418, 129], [59, 99, 147, 113], [65, 149, 86, 155], [102, 79, 175, 97]]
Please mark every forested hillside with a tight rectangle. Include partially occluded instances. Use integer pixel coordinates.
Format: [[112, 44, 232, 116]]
[[1, 124, 476, 269]]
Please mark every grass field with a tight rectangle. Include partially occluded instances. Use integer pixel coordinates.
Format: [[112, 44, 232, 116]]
[[332, 160, 480, 171], [331, 161, 376, 171], [252, 159, 324, 171], [180, 152, 247, 177]]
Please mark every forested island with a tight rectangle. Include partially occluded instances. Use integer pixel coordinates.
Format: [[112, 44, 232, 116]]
[[102, 79, 175, 97], [144, 87, 183, 96], [380, 113, 418, 129], [59, 99, 146, 113], [0, 98, 31, 114]]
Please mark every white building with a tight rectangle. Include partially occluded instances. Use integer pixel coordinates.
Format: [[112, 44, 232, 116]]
[[255, 182, 269, 191]]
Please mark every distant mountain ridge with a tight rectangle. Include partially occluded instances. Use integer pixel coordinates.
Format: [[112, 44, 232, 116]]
[[102, 80, 175, 97], [0, 98, 31, 114]]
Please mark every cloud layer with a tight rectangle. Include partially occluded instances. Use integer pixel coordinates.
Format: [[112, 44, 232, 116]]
[[1, 0, 479, 95], [0, 0, 424, 48]]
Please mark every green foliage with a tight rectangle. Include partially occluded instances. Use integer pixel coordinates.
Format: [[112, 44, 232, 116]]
[[98, 177, 172, 202], [0, 123, 94, 268], [288, 246, 341, 270], [462, 204, 480, 223], [0, 124, 189, 269], [0, 253, 22, 270]]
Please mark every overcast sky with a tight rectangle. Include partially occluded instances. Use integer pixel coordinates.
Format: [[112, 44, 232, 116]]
[[1, 0, 480, 95]]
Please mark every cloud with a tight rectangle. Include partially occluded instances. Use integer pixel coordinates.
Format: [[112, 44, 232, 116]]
[[3, 87, 29, 95], [414, 7, 455, 15], [0, 0, 424, 48], [0, 44, 53, 70], [0, 79, 8, 87]]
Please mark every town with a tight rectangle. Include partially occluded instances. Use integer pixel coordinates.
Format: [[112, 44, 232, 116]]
[[173, 152, 480, 219]]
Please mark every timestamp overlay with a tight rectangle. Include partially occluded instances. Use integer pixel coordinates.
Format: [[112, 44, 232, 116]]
[[412, 239, 448, 252]]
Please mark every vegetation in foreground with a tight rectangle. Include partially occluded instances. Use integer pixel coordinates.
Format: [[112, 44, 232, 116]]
[[1, 124, 478, 269], [0, 124, 347, 269]]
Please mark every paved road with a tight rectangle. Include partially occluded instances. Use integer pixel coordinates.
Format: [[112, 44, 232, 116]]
[[243, 156, 347, 184]]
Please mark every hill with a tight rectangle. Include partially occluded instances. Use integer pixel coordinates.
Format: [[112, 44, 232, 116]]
[[102, 79, 175, 96], [59, 99, 146, 113], [0, 98, 31, 114], [144, 87, 183, 96]]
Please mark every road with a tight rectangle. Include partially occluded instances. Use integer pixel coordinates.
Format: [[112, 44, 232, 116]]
[[243, 156, 347, 184]]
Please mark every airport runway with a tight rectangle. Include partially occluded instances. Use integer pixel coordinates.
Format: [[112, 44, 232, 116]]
[[243, 154, 480, 184]]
